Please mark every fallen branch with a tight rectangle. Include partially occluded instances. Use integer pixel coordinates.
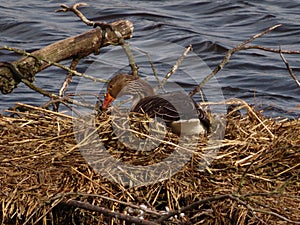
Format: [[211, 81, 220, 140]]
[[0, 19, 133, 94], [66, 199, 158, 225], [57, 3, 139, 77]]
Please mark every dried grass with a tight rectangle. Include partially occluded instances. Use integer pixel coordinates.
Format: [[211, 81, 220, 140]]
[[0, 101, 299, 225]]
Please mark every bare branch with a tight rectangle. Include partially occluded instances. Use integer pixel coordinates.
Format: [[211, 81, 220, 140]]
[[66, 199, 158, 225], [155, 45, 193, 93], [279, 47, 300, 88], [56, 3, 95, 26], [242, 45, 300, 54], [136, 47, 160, 84], [59, 58, 81, 98], [237, 24, 282, 48], [189, 24, 282, 97], [164, 44, 193, 81]]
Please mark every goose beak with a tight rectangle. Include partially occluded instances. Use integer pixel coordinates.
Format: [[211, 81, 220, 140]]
[[102, 93, 115, 110]]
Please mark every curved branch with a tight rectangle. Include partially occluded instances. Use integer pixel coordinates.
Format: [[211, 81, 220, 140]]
[[189, 24, 282, 97], [57, 3, 94, 26]]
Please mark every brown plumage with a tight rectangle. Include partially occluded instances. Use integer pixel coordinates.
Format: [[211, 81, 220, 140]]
[[102, 73, 210, 135]]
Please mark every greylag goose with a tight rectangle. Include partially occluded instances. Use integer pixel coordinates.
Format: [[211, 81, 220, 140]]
[[102, 73, 210, 135]]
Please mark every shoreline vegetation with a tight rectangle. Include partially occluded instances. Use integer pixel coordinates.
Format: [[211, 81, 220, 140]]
[[0, 102, 299, 224]]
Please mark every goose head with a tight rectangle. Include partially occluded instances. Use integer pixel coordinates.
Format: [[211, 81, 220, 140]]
[[102, 74, 154, 110]]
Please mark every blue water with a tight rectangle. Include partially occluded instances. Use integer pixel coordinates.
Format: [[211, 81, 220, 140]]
[[0, 0, 300, 118]]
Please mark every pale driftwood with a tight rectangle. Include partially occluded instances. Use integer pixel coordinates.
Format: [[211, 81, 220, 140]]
[[0, 20, 133, 94]]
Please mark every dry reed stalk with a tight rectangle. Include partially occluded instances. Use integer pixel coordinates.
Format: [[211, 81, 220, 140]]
[[0, 102, 299, 224]]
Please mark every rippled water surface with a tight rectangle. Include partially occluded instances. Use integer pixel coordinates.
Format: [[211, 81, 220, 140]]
[[1, 0, 300, 118]]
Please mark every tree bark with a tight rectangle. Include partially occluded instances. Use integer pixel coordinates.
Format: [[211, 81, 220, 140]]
[[0, 20, 133, 94]]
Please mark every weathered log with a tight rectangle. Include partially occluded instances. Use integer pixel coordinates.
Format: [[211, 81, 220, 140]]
[[0, 20, 133, 94]]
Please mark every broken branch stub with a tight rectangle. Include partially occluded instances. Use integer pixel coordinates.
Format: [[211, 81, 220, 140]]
[[0, 20, 133, 94]]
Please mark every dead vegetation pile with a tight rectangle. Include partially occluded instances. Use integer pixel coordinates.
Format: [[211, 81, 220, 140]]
[[0, 101, 299, 225]]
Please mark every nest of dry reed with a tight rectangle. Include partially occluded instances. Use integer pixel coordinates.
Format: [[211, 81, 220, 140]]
[[0, 100, 299, 225]]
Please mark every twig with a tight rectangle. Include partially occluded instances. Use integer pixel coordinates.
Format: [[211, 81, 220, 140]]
[[164, 45, 193, 81], [53, 191, 161, 217], [56, 3, 112, 29], [156, 45, 193, 92], [53, 57, 82, 111], [59, 57, 81, 97], [220, 98, 274, 139], [0, 62, 57, 98], [274, 172, 300, 193], [32, 198, 64, 225], [135, 47, 160, 85], [111, 29, 139, 77], [66, 199, 158, 225], [157, 194, 231, 222], [279, 47, 300, 88], [237, 159, 256, 194], [231, 194, 300, 225], [56, 3, 94, 26], [251, 208, 300, 224], [0, 50, 104, 109], [242, 45, 300, 54], [14, 103, 77, 119], [189, 24, 282, 97]]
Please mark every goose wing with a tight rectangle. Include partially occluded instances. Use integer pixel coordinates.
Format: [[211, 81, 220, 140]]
[[132, 94, 179, 122], [132, 92, 210, 130]]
